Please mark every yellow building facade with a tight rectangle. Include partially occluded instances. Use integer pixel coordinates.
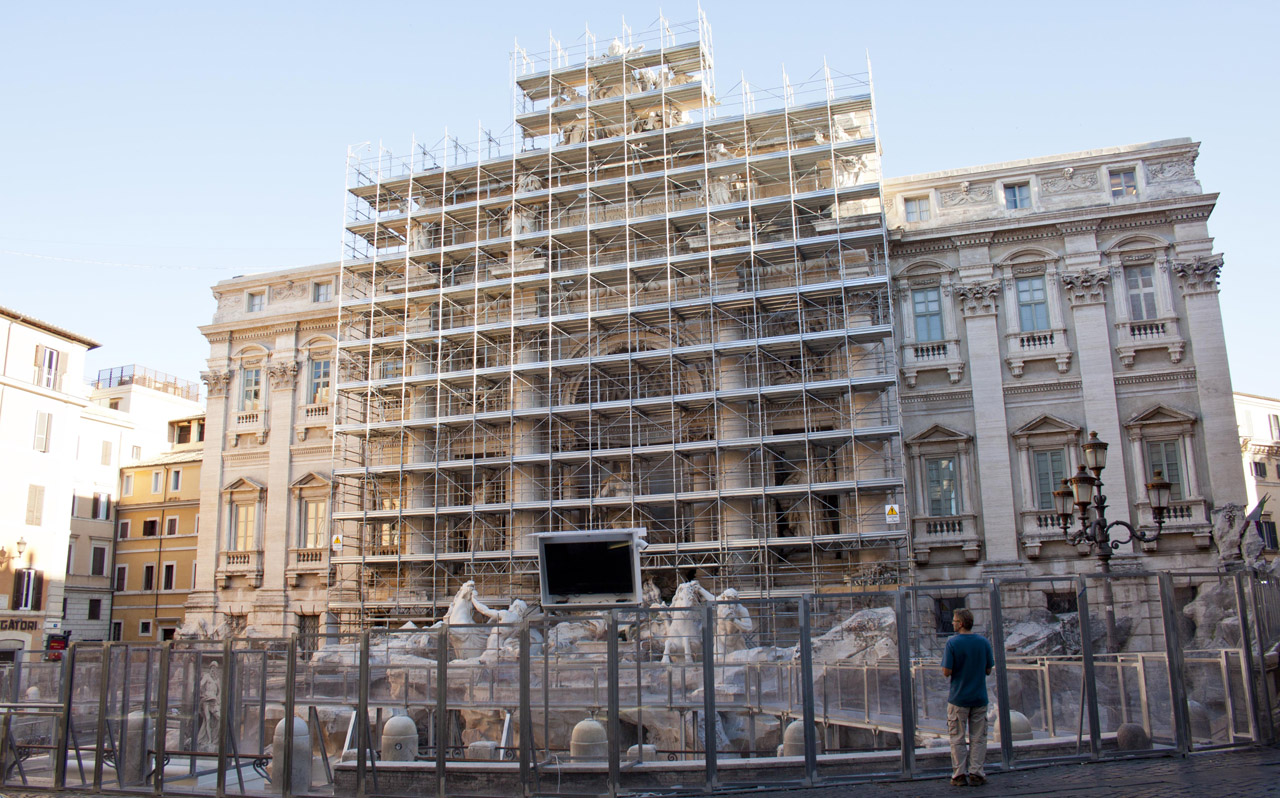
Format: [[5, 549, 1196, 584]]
[[110, 416, 204, 641]]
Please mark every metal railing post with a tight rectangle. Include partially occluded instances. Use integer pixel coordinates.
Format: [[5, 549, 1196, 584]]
[[92, 643, 111, 791], [283, 634, 298, 798], [356, 631, 370, 798], [436, 625, 448, 798], [153, 642, 171, 795], [53, 641, 76, 790], [1247, 574, 1276, 743], [895, 589, 916, 777], [988, 579, 1013, 770], [798, 596, 818, 786], [216, 638, 233, 798], [1157, 572, 1191, 752], [518, 623, 533, 797], [1233, 572, 1262, 744], [1077, 576, 1102, 759], [701, 603, 718, 792], [607, 612, 621, 797]]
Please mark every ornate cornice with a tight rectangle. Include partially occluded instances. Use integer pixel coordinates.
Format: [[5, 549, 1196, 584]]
[[1060, 269, 1110, 307], [900, 389, 972, 405], [1113, 368, 1197, 387], [1004, 379, 1083, 397], [951, 233, 993, 249], [1172, 255, 1224, 295], [1056, 219, 1101, 235], [954, 281, 1001, 318], [201, 369, 231, 398]]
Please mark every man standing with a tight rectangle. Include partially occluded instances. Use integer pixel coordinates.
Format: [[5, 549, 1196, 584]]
[[942, 607, 995, 786]]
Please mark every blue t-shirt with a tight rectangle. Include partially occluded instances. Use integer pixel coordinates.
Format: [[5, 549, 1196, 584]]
[[942, 632, 995, 708]]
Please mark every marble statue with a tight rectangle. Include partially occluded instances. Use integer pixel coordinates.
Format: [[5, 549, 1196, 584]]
[[661, 580, 717, 663], [431, 580, 497, 660], [715, 588, 754, 658], [197, 661, 221, 750]]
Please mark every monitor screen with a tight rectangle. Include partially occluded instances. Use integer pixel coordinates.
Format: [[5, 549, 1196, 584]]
[[538, 530, 642, 605]]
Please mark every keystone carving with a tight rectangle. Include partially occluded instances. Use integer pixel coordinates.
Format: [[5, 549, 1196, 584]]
[[201, 370, 232, 399], [955, 282, 1001, 318], [1172, 255, 1223, 295], [1041, 168, 1099, 195], [940, 182, 994, 207], [1060, 270, 1110, 306]]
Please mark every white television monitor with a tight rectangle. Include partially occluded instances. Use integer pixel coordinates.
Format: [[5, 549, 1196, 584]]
[[536, 528, 644, 607]]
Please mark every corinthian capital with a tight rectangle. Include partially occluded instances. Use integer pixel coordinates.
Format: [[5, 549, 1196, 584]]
[[955, 281, 1001, 318], [1060, 270, 1110, 307], [200, 369, 231, 399], [1172, 255, 1224, 295], [267, 360, 300, 391]]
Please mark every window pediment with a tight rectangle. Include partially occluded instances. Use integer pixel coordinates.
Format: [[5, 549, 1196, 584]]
[[222, 476, 266, 496], [1012, 414, 1081, 441], [907, 424, 971, 449], [1127, 404, 1197, 428]]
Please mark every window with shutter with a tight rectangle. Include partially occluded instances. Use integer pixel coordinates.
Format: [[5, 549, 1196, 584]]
[[91, 546, 107, 576], [33, 412, 51, 452], [101, 440, 112, 466], [26, 485, 44, 526]]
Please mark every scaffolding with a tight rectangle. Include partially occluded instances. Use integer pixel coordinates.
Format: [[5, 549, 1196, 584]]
[[333, 13, 907, 627]]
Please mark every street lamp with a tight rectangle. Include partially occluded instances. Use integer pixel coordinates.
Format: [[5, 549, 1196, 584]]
[[1052, 431, 1171, 649]]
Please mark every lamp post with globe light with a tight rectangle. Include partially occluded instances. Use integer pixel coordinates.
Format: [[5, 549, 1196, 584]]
[[1051, 432, 1172, 650]]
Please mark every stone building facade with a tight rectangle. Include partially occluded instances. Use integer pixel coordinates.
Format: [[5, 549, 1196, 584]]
[[1235, 392, 1280, 552], [883, 138, 1246, 584], [184, 264, 339, 638]]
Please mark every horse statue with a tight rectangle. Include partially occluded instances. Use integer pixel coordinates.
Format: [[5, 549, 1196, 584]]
[[430, 580, 497, 660], [661, 580, 717, 663]]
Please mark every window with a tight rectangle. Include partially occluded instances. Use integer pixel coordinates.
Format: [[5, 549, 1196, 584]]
[[34, 345, 61, 389], [935, 597, 965, 635], [231, 504, 256, 551], [309, 359, 331, 404], [165, 517, 179, 536], [1016, 276, 1050, 331], [26, 485, 44, 526], [925, 456, 958, 516], [11, 570, 42, 611], [131, 445, 141, 460], [1004, 183, 1031, 210], [33, 412, 52, 453], [142, 519, 159, 537], [122, 473, 133, 497], [1033, 449, 1067, 510], [1252, 461, 1268, 479], [139, 620, 153, 637], [108, 398, 121, 410], [1269, 414, 1280, 440], [299, 614, 320, 660], [1046, 592, 1078, 614], [92, 493, 110, 521], [162, 563, 175, 591], [1260, 520, 1279, 551], [912, 288, 944, 342], [176, 423, 191, 444], [101, 440, 112, 466], [170, 469, 182, 491], [301, 499, 326, 549], [313, 281, 333, 302], [247, 291, 265, 312], [118, 519, 131, 539], [1125, 265, 1158, 321], [110, 621, 123, 641], [142, 564, 155, 592], [87, 599, 102, 621], [241, 368, 262, 411], [904, 196, 931, 223], [114, 565, 127, 592], [151, 471, 162, 494], [90, 546, 107, 576], [1146, 440, 1184, 501], [161, 627, 177, 641], [1110, 169, 1137, 199]]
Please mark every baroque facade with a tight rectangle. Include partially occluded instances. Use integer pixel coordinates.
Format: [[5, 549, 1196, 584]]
[[185, 264, 339, 638], [884, 138, 1245, 580]]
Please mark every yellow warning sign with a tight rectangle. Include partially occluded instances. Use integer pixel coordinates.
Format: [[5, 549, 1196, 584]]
[[885, 504, 901, 524], [330, 534, 343, 552]]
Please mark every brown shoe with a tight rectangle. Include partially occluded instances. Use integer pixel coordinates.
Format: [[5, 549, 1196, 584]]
[[950, 776, 968, 786], [968, 774, 986, 786]]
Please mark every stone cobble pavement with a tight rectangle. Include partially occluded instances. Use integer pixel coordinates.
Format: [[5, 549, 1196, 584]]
[[716, 745, 1280, 798]]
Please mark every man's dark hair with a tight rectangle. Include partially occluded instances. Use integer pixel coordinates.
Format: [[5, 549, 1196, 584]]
[[953, 607, 975, 631]]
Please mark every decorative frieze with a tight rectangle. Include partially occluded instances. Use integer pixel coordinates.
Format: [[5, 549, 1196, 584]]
[[940, 182, 994, 207], [1172, 255, 1224, 295], [1145, 156, 1196, 183], [1040, 167, 1099, 195], [271, 281, 308, 302], [1060, 270, 1110, 306], [954, 281, 1001, 318], [201, 370, 231, 398]]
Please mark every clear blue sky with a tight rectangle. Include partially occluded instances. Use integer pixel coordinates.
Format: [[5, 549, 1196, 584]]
[[2, 2, 1276, 397]]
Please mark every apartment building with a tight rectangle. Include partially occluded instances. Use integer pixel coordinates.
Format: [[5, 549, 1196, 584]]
[[1235, 392, 1280, 552]]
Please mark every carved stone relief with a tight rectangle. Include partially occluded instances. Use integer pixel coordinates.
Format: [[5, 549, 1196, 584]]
[[1145, 156, 1195, 183], [1060, 270, 1110, 306], [201, 370, 231, 398], [267, 360, 300, 390], [215, 293, 241, 313], [272, 281, 307, 302], [939, 181, 995, 207], [1040, 167, 1099, 195], [954, 282, 1001, 317]]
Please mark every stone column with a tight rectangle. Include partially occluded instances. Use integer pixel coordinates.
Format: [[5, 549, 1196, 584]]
[[1061, 270, 1134, 541], [1173, 256, 1247, 504], [716, 314, 753, 540], [955, 281, 1018, 562], [188, 357, 232, 629], [261, 338, 300, 635]]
